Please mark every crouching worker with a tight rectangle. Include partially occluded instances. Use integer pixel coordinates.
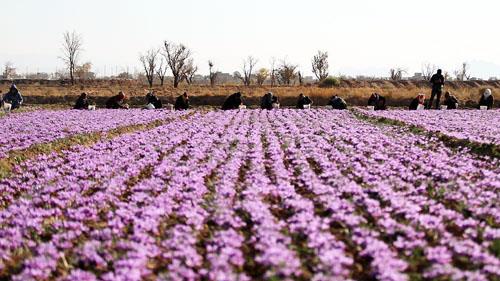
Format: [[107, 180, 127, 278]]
[[443, 92, 459, 109], [175, 92, 190, 110], [328, 95, 347, 110], [74, 93, 90, 110], [261, 92, 279, 109], [222, 92, 243, 110], [368, 93, 387, 110], [146, 91, 162, 109], [2, 84, 23, 110], [478, 89, 494, 109], [296, 93, 313, 109], [106, 92, 129, 109], [409, 94, 425, 110]]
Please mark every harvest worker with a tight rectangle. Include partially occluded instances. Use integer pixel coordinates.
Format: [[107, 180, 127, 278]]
[[175, 92, 190, 110], [260, 92, 274, 110], [328, 95, 347, 110], [106, 92, 129, 109], [146, 91, 162, 109], [2, 84, 23, 110], [368, 93, 386, 110], [443, 92, 459, 109], [296, 93, 313, 109], [74, 93, 90, 110], [222, 92, 243, 110], [409, 93, 425, 110], [478, 88, 494, 109], [427, 69, 445, 109]]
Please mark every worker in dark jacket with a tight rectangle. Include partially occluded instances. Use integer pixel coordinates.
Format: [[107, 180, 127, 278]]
[[2, 84, 23, 110], [106, 92, 128, 109], [146, 91, 162, 109], [328, 95, 347, 110], [174, 92, 189, 110], [260, 92, 274, 110], [222, 92, 243, 110], [443, 92, 459, 109], [409, 93, 425, 110], [296, 93, 313, 109], [368, 93, 386, 110], [74, 93, 90, 110], [479, 89, 494, 109], [428, 69, 445, 109]]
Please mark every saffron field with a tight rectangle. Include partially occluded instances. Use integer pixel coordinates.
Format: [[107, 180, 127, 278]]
[[0, 109, 499, 281]]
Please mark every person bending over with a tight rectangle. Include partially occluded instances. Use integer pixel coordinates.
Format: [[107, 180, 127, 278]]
[[260, 92, 275, 110], [296, 93, 313, 109], [368, 93, 386, 110], [443, 92, 459, 109], [328, 95, 347, 110], [146, 91, 163, 109], [74, 93, 90, 110], [106, 92, 128, 109], [2, 84, 23, 110], [479, 89, 494, 109], [222, 92, 243, 110], [175, 92, 190, 110], [409, 93, 425, 110]]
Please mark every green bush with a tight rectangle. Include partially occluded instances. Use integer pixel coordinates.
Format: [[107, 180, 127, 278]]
[[319, 76, 340, 87]]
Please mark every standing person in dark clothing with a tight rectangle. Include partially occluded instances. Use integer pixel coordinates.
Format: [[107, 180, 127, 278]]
[[479, 88, 494, 109], [174, 92, 190, 110], [222, 92, 243, 110], [328, 95, 347, 110], [2, 84, 23, 110], [106, 92, 129, 109], [146, 91, 162, 109], [428, 69, 445, 109], [74, 93, 90, 110], [296, 93, 313, 109], [409, 93, 425, 110], [260, 92, 274, 110], [443, 92, 459, 109], [368, 93, 386, 110]]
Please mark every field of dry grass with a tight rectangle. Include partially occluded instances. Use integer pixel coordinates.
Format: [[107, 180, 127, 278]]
[[1, 79, 498, 107]]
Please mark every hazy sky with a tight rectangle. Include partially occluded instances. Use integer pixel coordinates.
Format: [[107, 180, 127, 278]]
[[2, 0, 500, 78]]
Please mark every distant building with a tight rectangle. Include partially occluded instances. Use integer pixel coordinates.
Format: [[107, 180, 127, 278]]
[[489, 77, 498, 81], [409, 73, 424, 81]]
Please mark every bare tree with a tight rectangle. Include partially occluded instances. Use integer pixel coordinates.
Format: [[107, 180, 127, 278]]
[[60, 31, 83, 85], [422, 63, 437, 80], [237, 56, 258, 86], [2, 62, 16, 79], [389, 67, 406, 80], [454, 62, 471, 81], [208, 60, 218, 87], [269, 57, 277, 87], [182, 59, 198, 85], [163, 41, 193, 88], [277, 59, 298, 85], [156, 57, 168, 86], [255, 68, 269, 86], [312, 51, 329, 81], [139, 48, 159, 88], [298, 71, 303, 85]]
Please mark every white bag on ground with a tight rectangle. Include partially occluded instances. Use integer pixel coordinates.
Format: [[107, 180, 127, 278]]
[[3, 102, 11, 113], [367, 105, 375, 111], [165, 103, 174, 110], [272, 103, 280, 109], [440, 105, 448, 110], [480, 106, 488, 110], [239, 105, 247, 109], [417, 104, 425, 110]]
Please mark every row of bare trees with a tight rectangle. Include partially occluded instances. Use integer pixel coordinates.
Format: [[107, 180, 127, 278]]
[[389, 62, 473, 81], [139, 41, 197, 88]]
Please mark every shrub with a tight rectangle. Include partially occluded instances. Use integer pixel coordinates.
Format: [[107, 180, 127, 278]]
[[319, 76, 340, 87]]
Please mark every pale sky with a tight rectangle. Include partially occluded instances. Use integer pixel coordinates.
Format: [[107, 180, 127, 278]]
[[2, 0, 500, 79]]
